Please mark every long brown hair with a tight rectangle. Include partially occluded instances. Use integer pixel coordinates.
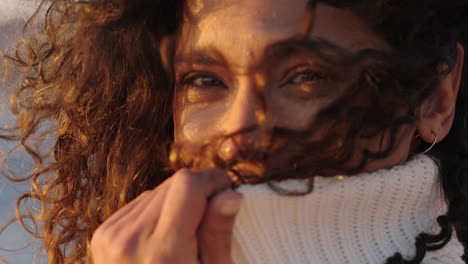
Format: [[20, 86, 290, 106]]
[[1, 0, 468, 263], [1, 0, 182, 262]]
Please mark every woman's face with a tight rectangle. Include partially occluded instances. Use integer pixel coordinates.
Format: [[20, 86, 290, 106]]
[[172, 0, 417, 174]]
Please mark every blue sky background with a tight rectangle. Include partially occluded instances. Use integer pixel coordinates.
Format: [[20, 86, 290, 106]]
[[1, 1, 47, 263]]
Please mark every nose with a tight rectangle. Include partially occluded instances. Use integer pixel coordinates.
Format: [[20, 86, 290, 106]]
[[218, 77, 269, 160]]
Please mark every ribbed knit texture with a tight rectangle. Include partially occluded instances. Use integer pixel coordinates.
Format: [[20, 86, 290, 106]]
[[231, 155, 464, 264]]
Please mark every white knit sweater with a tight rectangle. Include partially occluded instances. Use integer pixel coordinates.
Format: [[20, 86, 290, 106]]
[[231, 155, 464, 264]]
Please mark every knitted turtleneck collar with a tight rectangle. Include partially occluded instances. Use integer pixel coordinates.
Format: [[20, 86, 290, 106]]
[[231, 155, 464, 264]]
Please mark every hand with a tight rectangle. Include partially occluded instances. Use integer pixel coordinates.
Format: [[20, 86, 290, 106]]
[[90, 168, 243, 264]]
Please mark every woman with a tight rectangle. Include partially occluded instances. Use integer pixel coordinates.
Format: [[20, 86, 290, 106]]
[[2, 0, 468, 263]]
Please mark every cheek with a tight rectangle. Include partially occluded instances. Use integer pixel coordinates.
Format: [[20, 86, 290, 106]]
[[174, 103, 224, 145], [271, 95, 334, 131], [175, 95, 335, 144], [177, 122, 201, 144]]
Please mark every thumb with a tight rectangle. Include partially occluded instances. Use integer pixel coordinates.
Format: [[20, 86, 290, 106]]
[[198, 189, 243, 264]]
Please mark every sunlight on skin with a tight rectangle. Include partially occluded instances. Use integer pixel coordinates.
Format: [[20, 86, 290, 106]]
[[172, 0, 419, 175]]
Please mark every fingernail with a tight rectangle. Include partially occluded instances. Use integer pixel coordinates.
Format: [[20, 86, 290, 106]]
[[219, 199, 242, 216]]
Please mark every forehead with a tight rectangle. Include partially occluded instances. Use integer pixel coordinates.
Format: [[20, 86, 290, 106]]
[[177, 0, 388, 68], [186, 0, 309, 32]]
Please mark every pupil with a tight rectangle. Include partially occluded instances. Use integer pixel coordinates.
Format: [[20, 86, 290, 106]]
[[296, 72, 314, 83], [201, 77, 221, 86]]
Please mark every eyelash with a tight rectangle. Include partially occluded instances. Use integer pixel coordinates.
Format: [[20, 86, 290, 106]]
[[179, 66, 328, 91], [282, 66, 328, 86], [180, 72, 227, 89]]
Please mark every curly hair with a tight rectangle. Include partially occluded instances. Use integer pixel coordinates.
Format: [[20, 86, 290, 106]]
[[1, 0, 468, 263]]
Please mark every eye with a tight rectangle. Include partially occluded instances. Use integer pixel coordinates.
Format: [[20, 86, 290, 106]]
[[178, 72, 229, 103], [287, 69, 327, 85], [280, 66, 331, 100], [182, 73, 227, 89]]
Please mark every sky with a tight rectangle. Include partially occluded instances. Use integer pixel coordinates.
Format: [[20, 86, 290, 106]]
[[0, 1, 46, 263]]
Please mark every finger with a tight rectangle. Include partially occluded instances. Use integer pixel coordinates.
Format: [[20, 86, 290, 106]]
[[91, 178, 173, 262], [96, 190, 152, 232], [153, 168, 232, 244], [199, 189, 243, 264], [132, 180, 172, 234]]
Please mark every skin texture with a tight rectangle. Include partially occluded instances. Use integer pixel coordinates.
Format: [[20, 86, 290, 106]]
[[91, 169, 241, 264], [173, 0, 463, 172], [90, 0, 464, 263]]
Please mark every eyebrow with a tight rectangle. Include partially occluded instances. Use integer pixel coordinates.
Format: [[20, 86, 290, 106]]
[[263, 37, 355, 64], [174, 47, 227, 67], [173, 37, 382, 70]]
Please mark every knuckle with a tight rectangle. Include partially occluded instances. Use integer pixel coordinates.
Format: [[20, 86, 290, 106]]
[[91, 225, 107, 249], [200, 227, 231, 245], [147, 253, 176, 264], [149, 233, 194, 264], [172, 168, 230, 197], [173, 168, 199, 188], [106, 244, 131, 261], [139, 190, 152, 198], [106, 233, 138, 260], [115, 241, 135, 258], [149, 246, 179, 264], [91, 224, 139, 261]]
